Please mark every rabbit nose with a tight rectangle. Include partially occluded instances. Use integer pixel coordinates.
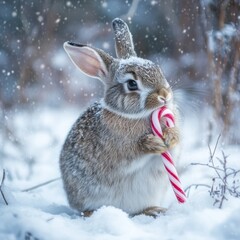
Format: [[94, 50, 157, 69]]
[[158, 96, 166, 104], [157, 88, 171, 104]]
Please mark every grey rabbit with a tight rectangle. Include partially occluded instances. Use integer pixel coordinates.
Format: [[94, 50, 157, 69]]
[[60, 18, 179, 217]]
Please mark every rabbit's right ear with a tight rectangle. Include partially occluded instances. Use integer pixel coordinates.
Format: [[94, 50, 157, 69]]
[[63, 42, 113, 80]]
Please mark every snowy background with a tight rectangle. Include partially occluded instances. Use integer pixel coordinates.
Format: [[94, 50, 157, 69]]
[[1, 0, 240, 239]]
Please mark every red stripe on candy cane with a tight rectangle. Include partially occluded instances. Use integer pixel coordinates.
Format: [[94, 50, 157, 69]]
[[163, 114, 175, 124], [164, 165, 181, 183], [162, 152, 174, 165], [170, 180, 186, 196], [150, 119, 162, 138], [151, 106, 187, 204], [157, 106, 167, 120]]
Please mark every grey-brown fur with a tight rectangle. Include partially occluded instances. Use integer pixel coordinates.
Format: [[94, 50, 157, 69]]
[[60, 18, 179, 216]]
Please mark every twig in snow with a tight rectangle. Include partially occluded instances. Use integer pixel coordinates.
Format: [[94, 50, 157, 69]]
[[189, 135, 240, 208], [25, 231, 39, 240], [185, 184, 211, 197], [22, 177, 61, 192], [0, 169, 8, 205], [208, 134, 221, 162]]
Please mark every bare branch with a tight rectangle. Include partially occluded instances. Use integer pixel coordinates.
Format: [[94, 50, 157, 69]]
[[208, 134, 221, 162], [191, 162, 223, 172], [191, 134, 240, 208], [0, 169, 8, 205], [185, 184, 211, 197], [1, 169, 6, 186], [22, 177, 61, 192], [226, 169, 240, 178], [121, 0, 140, 21]]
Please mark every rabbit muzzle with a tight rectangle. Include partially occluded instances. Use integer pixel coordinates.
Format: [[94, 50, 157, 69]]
[[145, 87, 172, 110], [157, 87, 172, 105]]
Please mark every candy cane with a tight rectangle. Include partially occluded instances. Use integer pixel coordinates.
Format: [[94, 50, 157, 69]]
[[151, 106, 187, 203]]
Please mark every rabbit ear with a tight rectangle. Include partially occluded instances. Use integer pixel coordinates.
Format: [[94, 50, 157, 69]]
[[63, 41, 113, 80], [112, 18, 137, 59]]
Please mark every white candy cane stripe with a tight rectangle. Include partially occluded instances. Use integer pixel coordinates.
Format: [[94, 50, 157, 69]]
[[162, 152, 186, 198], [151, 110, 163, 137], [151, 106, 187, 204]]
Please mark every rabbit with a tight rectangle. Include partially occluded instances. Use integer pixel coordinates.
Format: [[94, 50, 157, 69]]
[[60, 18, 179, 217]]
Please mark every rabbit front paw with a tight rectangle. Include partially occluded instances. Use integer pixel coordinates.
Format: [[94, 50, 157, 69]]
[[139, 134, 167, 154], [163, 127, 179, 149], [141, 206, 167, 218], [131, 206, 167, 218]]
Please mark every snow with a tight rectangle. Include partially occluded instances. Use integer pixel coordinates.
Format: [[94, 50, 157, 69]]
[[0, 106, 240, 240], [121, 56, 151, 65]]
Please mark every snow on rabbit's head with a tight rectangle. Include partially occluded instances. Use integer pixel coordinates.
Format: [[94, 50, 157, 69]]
[[64, 18, 172, 118]]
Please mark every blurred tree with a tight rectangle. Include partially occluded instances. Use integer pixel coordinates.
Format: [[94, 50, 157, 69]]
[[199, 0, 240, 141]]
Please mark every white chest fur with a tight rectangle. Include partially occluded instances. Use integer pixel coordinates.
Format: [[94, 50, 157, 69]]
[[84, 155, 169, 214]]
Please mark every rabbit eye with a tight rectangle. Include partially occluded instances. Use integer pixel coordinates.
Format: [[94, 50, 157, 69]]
[[127, 79, 138, 91]]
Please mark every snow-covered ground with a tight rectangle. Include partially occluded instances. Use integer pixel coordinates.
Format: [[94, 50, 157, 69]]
[[0, 106, 240, 240]]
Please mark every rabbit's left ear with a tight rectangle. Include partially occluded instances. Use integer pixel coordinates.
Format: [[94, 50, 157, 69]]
[[64, 42, 113, 80], [112, 18, 137, 59]]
